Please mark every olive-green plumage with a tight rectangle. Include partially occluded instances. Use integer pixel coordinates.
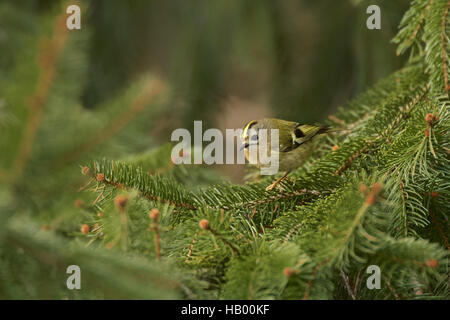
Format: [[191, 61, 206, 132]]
[[241, 118, 329, 189]]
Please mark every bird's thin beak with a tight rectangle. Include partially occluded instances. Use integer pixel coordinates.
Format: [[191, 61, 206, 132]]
[[240, 142, 257, 151], [240, 143, 249, 151]]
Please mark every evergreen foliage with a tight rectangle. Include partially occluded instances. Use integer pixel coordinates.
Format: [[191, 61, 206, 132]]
[[0, 0, 448, 299]]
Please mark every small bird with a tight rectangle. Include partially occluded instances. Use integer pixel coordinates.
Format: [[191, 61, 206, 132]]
[[241, 118, 330, 191]]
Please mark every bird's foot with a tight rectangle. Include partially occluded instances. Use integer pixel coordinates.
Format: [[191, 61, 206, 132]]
[[265, 171, 290, 191], [265, 180, 284, 191], [265, 183, 277, 191]]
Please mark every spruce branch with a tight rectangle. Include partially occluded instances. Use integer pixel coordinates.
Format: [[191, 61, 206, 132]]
[[113, 195, 129, 251], [333, 142, 370, 176], [423, 0, 450, 95], [301, 259, 330, 300], [11, 14, 69, 181], [199, 219, 240, 256], [283, 222, 304, 244], [149, 209, 162, 261], [384, 275, 401, 299], [2, 217, 184, 299], [440, 1, 450, 92], [56, 77, 167, 169], [185, 236, 198, 262], [370, 237, 447, 281], [85, 159, 198, 210], [393, 0, 433, 55], [399, 179, 409, 237], [428, 209, 450, 249], [340, 269, 356, 300], [241, 188, 323, 209]]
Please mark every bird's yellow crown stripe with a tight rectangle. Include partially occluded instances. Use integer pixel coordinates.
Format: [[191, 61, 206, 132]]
[[242, 120, 257, 139]]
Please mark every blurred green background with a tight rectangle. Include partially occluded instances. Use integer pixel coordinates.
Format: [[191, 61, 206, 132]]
[[0, 0, 410, 183], [2, 1, 409, 117]]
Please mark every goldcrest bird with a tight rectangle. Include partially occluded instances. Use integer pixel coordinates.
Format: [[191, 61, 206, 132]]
[[241, 118, 329, 191]]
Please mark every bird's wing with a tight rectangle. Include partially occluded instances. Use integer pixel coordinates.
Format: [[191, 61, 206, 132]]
[[280, 123, 329, 152]]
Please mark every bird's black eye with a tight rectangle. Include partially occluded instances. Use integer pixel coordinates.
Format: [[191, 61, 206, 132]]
[[294, 128, 305, 138], [250, 134, 258, 141]]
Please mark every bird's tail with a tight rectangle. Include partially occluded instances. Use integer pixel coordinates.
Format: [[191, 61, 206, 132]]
[[318, 125, 351, 134]]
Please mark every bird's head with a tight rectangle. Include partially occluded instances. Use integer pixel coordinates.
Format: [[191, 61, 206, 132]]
[[240, 120, 260, 151]]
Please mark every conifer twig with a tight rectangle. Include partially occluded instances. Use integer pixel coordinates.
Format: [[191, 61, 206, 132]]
[[340, 269, 356, 300], [399, 179, 408, 237], [301, 259, 329, 300], [328, 115, 346, 126], [199, 219, 240, 256], [407, 0, 433, 47], [441, 1, 450, 92], [82, 167, 197, 210], [334, 85, 428, 176], [56, 78, 166, 169], [384, 275, 400, 300], [185, 237, 197, 262], [114, 195, 129, 250], [334, 144, 370, 176], [12, 14, 69, 181], [149, 209, 161, 261], [429, 209, 450, 250], [230, 189, 324, 210], [353, 269, 362, 296], [283, 222, 303, 244]]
